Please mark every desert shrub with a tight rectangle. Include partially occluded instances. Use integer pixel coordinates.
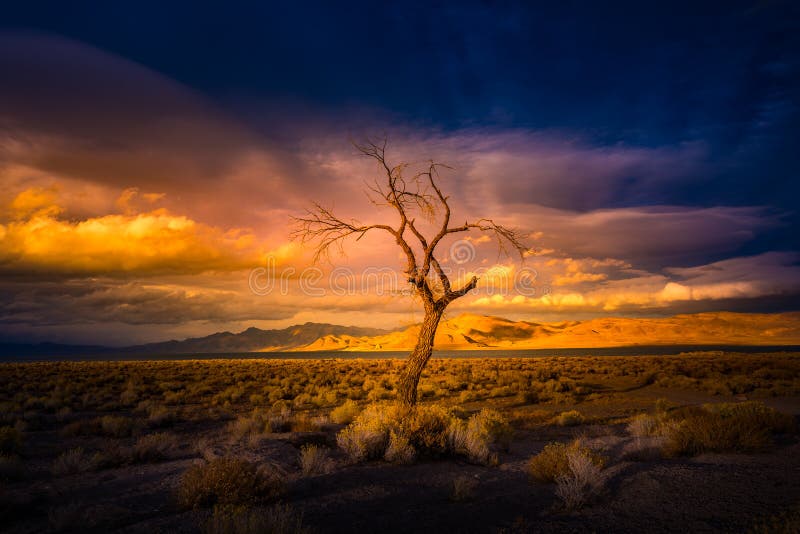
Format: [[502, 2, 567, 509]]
[[298, 444, 332, 476], [626, 413, 660, 437], [0, 426, 22, 455], [662, 401, 795, 456], [515, 390, 539, 405], [336, 403, 407, 462], [555, 450, 606, 510], [330, 400, 361, 424], [621, 436, 666, 461], [60, 418, 100, 437], [52, 448, 99, 476], [401, 404, 452, 455], [336, 403, 498, 463], [384, 430, 415, 464], [228, 410, 274, 442], [249, 394, 266, 406], [454, 408, 513, 465], [99, 415, 135, 437], [204, 503, 310, 534], [146, 404, 177, 427], [450, 475, 478, 502], [555, 410, 585, 427], [177, 458, 284, 509], [291, 413, 322, 432], [133, 432, 178, 462], [527, 441, 606, 483]]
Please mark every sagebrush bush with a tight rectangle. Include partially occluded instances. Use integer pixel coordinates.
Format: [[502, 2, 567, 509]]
[[336, 403, 512, 465], [330, 400, 361, 424], [52, 448, 99, 476], [401, 404, 452, 455], [298, 444, 332, 476], [336, 403, 408, 462], [626, 413, 660, 437], [661, 402, 795, 456], [177, 458, 284, 509], [99, 415, 135, 437], [555, 450, 606, 510], [555, 410, 585, 427], [133, 432, 178, 462], [384, 430, 415, 464], [453, 408, 514, 464], [527, 440, 606, 483], [146, 405, 176, 427]]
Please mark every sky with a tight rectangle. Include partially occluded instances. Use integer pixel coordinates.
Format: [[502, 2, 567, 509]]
[[1, 1, 799, 345]]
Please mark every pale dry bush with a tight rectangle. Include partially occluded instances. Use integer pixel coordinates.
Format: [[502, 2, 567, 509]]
[[450, 408, 513, 465], [337, 403, 512, 465], [336, 403, 407, 462], [298, 444, 333, 476], [555, 450, 606, 510], [626, 413, 660, 437], [527, 440, 606, 483]]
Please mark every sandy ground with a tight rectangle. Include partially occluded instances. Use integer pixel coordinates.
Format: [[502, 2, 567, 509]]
[[4, 398, 800, 533]]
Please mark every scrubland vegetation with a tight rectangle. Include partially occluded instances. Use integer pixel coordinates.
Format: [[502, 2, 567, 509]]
[[1, 352, 799, 532]]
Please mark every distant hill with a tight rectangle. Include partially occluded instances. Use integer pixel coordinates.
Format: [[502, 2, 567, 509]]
[[126, 323, 388, 354], [2, 312, 799, 358], [0, 323, 388, 358], [290, 311, 800, 351]]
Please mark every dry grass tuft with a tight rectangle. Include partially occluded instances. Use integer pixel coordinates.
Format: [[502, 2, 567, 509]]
[[133, 432, 178, 462], [298, 444, 333, 476], [527, 440, 606, 483], [177, 458, 284, 509], [52, 448, 99, 476], [555, 410, 585, 427], [555, 450, 606, 510], [203, 503, 311, 534], [661, 401, 795, 456]]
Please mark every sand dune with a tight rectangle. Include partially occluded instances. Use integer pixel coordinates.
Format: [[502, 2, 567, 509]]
[[290, 311, 800, 351]]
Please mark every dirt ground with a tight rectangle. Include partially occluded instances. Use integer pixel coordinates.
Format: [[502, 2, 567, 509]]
[[2, 357, 800, 533]]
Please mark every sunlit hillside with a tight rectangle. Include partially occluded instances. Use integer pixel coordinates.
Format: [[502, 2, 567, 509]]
[[290, 311, 800, 351]]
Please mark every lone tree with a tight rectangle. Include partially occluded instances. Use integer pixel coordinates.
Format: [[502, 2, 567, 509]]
[[292, 140, 527, 405]]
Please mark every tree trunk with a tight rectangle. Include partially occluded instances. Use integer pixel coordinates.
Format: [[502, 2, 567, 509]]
[[397, 305, 444, 405]]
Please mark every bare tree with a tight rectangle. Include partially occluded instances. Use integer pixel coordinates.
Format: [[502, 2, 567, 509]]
[[292, 139, 527, 405]]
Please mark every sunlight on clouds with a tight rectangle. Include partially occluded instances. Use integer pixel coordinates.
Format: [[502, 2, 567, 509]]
[[0, 187, 278, 275]]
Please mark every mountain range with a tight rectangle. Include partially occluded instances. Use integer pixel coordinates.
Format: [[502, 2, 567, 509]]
[[2, 311, 799, 358]]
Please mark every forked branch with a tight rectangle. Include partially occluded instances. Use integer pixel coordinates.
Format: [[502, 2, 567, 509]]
[[291, 139, 529, 305]]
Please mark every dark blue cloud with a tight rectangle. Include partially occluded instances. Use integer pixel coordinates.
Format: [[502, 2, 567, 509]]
[[2, 0, 798, 242]]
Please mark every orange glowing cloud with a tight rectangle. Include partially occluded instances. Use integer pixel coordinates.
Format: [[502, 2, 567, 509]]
[[0, 187, 283, 276]]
